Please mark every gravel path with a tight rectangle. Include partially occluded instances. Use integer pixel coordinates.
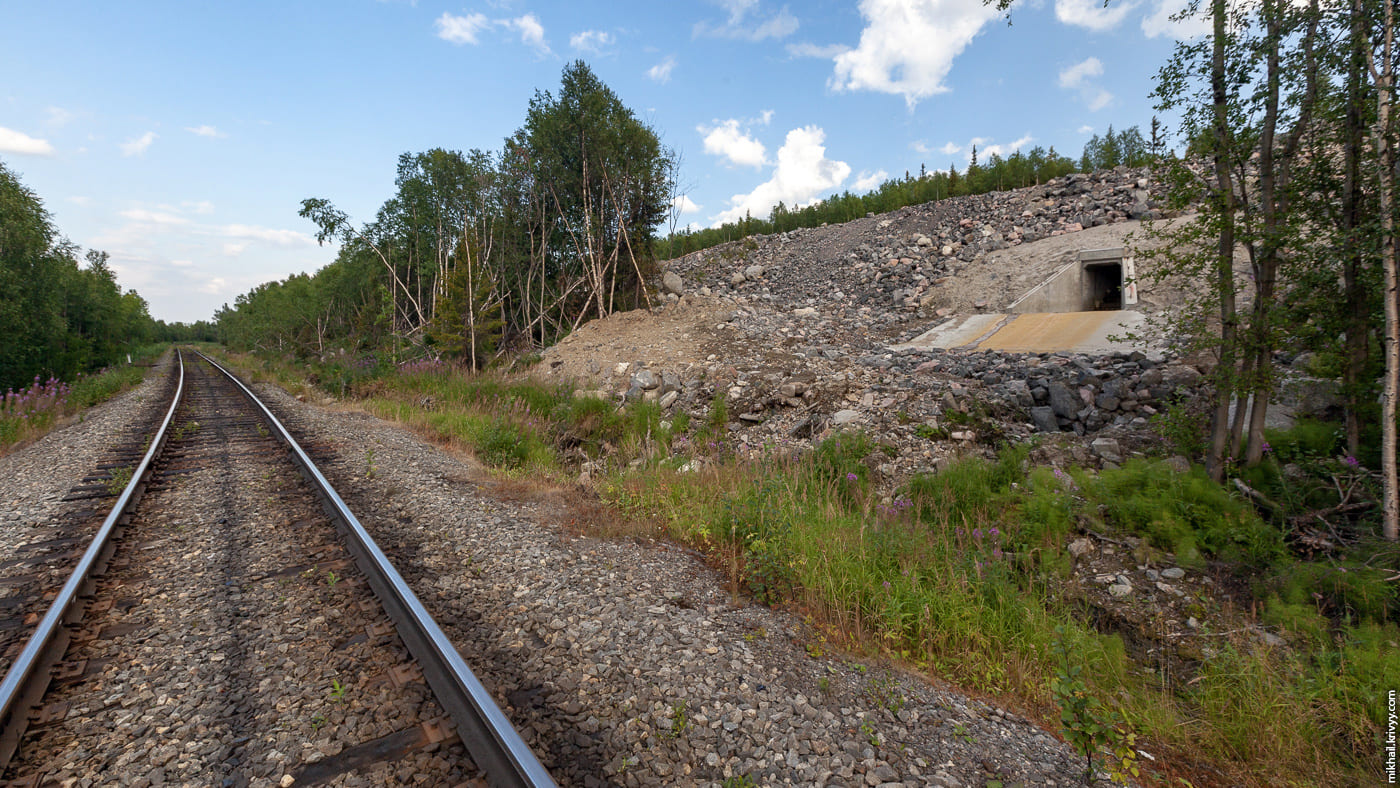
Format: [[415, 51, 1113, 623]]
[[262, 383, 1093, 788], [5, 359, 475, 787], [0, 354, 176, 677]]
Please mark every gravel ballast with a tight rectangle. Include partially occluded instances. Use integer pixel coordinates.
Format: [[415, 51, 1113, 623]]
[[261, 383, 1096, 788]]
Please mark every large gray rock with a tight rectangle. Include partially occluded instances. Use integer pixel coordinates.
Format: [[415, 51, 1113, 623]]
[[1047, 382, 1081, 421], [1030, 406, 1059, 433], [744, 264, 766, 280], [661, 271, 684, 295], [1091, 437, 1123, 463]]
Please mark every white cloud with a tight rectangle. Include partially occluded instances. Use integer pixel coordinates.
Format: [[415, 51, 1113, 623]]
[[435, 11, 550, 55], [1078, 124, 1095, 134], [979, 133, 1035, 159], [647, 55, 677, 83], [185, 125, 226, 138], [570, 29, 614, 53], [121, 131, 157, 157], [711, 125, 851, 226], [119, 208, 189, 225], [436, 12, 490, 44], [854, 169, 889, 191], [700, 119, 768, 169], [940, 141, 962, 155], [695, 0, 799, 41], [786, 42, 849, 58], [1058, 57, 1103, 88], [1141, 0, 1211, 38], [672, 194, 702, 214], [759, 109, 774, 125], [222, 243, 248, 257], [831, 0, 1001, 108], [219, 224, 317, 247], [0, 126, 55, 156], [1059, 57, 1114, 111], [1055, 0, 1136, 31], [184, 200, 216, 214], [503, 14, 551, 55], [200, 276, 228, 295]]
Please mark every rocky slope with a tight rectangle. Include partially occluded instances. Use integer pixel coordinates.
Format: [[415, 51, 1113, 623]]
[[539, 165, 1208, 476]]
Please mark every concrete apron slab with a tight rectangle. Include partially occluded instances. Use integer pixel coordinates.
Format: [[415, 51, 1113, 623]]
[[890, 311, 1148, 354]]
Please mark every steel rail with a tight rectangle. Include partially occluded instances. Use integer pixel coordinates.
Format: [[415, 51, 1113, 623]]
[[0, 349, 186, 767], [196, 352, 556, 788]]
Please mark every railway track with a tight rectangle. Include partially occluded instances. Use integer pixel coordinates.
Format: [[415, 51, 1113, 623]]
[[0, 351, 554, 787]]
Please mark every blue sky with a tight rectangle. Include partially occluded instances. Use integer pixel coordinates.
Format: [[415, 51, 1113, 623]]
[[0, 0, 1203, 324]]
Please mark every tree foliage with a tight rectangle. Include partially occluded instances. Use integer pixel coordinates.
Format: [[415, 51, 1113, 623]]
[[221, 61, 674, 364], [0, 159, 157, 390]]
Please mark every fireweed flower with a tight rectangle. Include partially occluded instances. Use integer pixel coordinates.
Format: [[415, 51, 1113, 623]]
[[1344, 456, 1360, 468], [846, 472, 858, 482]]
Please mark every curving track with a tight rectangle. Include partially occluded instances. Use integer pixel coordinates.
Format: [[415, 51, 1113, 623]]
[[0, 351, 554, 787]]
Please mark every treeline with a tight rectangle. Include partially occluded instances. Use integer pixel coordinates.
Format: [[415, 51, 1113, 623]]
[[217, 61, 672, 369], [0, 160, 168, 391], [657, 144, 1082, 258], [655, 123, 1168, 260]]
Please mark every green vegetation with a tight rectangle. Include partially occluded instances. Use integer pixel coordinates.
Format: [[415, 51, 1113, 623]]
[[0, 161, 208, 391], [219, 61, 673, 367], [0, 344, 164, 452], [105, 464, 134, 497], [216, 344, 1392, 785]]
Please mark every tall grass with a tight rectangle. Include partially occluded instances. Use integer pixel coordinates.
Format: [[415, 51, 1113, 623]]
[[0, 345, 163, 452]]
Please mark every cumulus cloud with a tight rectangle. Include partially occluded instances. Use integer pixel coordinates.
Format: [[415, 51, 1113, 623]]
[[700, 119, 768, 169], [647, 55, 677, 83], [435, 11, 549, 53], [940, 141, 962, 155], [694, 0, 799, 41], [502, 14, 551, 55], [436, 12, 490, 44], [710, 125, 851, 226], [0, 126, 55, 156], [570, 29, 614, 53], [831, 0, 1001, 108], [1058, 57, 1103, 88], [1059, 57, 1113, 111], [1078, 124, 1095, 134], [1055, 0, 1136, 31], [119, 208, 189, 225], [1141, 0, 1212, 38], [185, 125, 226, 138], [121, 131, 157, 157], [854, 169, 889, 191], [672, 194, 702, 214], [979, 133, 1034, 159]]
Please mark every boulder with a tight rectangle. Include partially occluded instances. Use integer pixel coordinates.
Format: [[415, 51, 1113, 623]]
[[662, 271, 684, 295], [1030, 406, 1059, 433]]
